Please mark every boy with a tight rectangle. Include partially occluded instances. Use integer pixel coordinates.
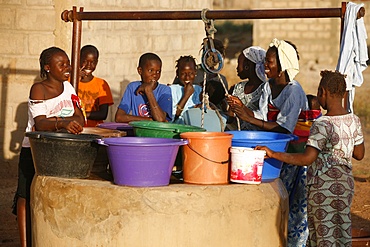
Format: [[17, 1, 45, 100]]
[[79, 45, 114, 127], [115, 53, 172, 123]]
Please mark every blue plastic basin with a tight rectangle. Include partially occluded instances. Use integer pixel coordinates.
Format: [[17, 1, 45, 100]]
[[226, 131, 295, 182]]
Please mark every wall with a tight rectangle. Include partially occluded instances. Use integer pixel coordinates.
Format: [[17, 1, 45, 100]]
[[0, 0, 212, 165]]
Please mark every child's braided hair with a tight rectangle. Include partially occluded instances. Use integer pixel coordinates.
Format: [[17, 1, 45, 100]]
[[39, 47, 67, 79], [175, 55, 197, 76]]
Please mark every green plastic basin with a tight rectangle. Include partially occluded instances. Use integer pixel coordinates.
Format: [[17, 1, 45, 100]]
[[129, 121, 206, 139]]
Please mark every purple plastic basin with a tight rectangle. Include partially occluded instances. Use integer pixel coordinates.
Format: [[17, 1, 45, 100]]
[[97, 122, 134, 136], [101, 137, 188, 187]]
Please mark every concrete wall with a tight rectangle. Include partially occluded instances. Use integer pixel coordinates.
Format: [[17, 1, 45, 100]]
[[0, 0, 212, 166]]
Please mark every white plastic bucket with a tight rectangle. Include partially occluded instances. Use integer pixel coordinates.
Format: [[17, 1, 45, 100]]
[[230, 147, 265, 184]]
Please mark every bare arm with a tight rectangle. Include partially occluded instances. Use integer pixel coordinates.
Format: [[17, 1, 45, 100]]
[[136, 81, 167, 122], [34, 108, 84, 134], [30, 83, 83, 134], [115, 108, 153, 123], [227, 95, 290, 133], [255, 145, 319, 166], [353, 142, 365, 160], [174, 83, 194, 120], [87, 104, 109, 121]]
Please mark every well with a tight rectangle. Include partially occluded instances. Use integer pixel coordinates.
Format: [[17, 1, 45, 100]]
[[31, 175, 288, 247]]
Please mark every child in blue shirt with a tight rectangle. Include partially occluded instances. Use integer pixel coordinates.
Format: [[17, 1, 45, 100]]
[[115, 53, 172, 123], [170, 55, 202, 124]]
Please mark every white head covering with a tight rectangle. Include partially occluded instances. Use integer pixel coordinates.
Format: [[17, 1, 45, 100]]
[[242, 46, 266, 82], [269, 38, 299, 80]]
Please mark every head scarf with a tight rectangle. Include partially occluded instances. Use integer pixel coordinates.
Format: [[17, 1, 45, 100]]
[[269, 38, 299, 80], [242, 46, 266, 82]]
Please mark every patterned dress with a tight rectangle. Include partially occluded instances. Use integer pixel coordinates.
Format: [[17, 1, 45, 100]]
[[231, 80, 264, 130], [306, 114, 364, 246]]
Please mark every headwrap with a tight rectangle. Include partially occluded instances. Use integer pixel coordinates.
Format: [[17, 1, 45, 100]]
[[242, 46, 266, 82], [269, 38, 299, 80]]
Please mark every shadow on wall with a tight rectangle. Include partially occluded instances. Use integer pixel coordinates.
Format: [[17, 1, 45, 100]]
[[116, 78, 131, 103], [215, 21, 253, 59], [0, 64, 40, 169]]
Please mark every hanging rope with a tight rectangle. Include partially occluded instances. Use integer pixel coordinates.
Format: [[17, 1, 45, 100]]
[[217, 74, 241, 131], [199, 9, 240, 131], [200, 72, 226, 132], [201, 71, 207, 128]]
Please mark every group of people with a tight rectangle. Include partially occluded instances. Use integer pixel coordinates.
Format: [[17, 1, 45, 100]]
[[13, 37, 365, 247]]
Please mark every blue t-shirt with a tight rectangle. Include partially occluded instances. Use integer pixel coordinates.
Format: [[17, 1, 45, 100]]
[[118, 81, 173, 122]]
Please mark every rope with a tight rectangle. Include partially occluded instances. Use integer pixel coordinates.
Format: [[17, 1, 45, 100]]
[[201, 71, 207, 128], [217, 74, 241, 131], [201, 9, 217, 37]]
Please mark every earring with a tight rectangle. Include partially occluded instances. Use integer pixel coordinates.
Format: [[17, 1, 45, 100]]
[[46, 70, 50, 73]]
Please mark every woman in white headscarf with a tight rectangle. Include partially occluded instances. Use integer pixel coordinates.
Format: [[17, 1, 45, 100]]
[[228, 39, 309, 247], [227, 46, 266, 130]]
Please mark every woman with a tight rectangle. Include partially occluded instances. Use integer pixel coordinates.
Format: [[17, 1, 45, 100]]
[[228, 38, 309, 246]]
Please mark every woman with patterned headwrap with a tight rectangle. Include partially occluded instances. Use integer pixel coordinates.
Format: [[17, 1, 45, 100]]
[[227, 46, 267, 130], [227, 38, 309, 246]]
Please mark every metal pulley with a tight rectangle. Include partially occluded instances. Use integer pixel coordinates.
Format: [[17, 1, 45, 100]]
[[201, 38, 224, 74], [200, 9, 224, 74]]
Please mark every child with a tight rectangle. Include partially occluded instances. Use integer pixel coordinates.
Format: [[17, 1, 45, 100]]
[[227, 46, 266, 130], [79, 45, 114, 127], [13, 47, 85, 247], [115, 52, 172, 123], [256, 70, 365, 246], [172, 39, 229, 112], [170, 55, 202, 124]]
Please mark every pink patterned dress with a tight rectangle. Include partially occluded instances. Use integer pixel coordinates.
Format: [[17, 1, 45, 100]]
[[306, 113, 364, 246]]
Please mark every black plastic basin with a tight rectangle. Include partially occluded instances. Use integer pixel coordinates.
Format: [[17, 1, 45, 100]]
[[26, 131, 101, 178]]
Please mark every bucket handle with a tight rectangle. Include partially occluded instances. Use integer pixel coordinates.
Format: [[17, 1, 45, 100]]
[[94, 139, 107, 146], [187, 143, 229, 164]]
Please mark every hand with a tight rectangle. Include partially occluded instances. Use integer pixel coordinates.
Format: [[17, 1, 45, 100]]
[[226, 95, 243, 107], [230, 104, 251, 121], [64, 120, 83, 134], [255, 146, 274, 159], [79, 65, 87, 79], [136, 80, 157, 95], [183, 81, 195, 97]]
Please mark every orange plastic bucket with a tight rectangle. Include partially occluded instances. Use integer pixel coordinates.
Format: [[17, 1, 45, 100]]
[[180, 132, 233, 184]]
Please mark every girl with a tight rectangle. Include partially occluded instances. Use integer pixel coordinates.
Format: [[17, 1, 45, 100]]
[[227, 46, 266, 130], [256, 70, 365, 246], [170, 55, 202, 124], [13, 47, 84, 247]]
